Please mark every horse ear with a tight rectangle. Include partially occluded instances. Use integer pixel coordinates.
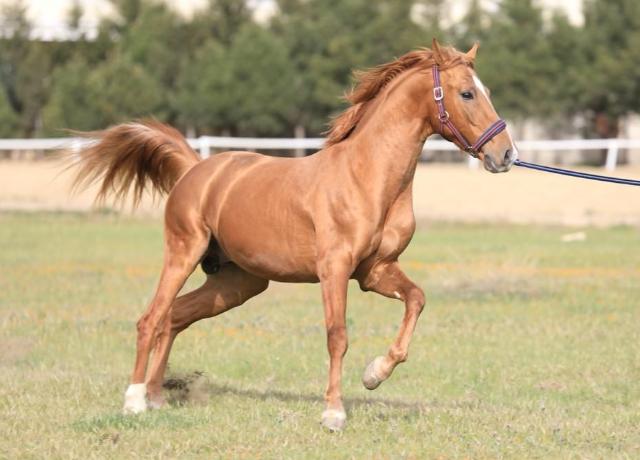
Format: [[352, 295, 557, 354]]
[[466, 42, 479, 60], [431, 38, 444, 64]]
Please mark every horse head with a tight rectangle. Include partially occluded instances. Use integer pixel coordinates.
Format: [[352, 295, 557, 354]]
[[429, 38, 518, 173]]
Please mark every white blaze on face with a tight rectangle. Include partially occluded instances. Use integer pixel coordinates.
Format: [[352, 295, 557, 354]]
[[472, 72, 519, 160], [472, 73, 492, 106]]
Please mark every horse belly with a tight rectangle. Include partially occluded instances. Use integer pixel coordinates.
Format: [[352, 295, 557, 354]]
[[217, 217, 319, 282], [204, 163, 319, 282]]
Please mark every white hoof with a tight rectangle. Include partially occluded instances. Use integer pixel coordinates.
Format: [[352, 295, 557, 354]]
[[123, 383, 147, 414], [321, 409, 346, 431], [362, 356, 386, 390]]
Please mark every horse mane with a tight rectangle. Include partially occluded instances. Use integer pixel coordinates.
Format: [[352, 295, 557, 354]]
[[325, 46, 473, 147]]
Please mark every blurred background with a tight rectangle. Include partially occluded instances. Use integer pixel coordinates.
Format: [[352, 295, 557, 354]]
[[0, 0, 639, 224]]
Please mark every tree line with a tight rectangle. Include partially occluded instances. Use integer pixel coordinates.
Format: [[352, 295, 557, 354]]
[[0, 0, 638, 140]]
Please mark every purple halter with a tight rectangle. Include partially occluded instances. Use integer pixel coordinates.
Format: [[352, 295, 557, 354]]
[[432, 65, 507, 158]]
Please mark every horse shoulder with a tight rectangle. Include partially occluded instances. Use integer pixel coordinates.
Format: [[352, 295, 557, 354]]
[[373, 183, 417, 259]]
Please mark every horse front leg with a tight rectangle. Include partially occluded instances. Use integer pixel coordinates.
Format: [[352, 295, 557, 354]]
[[357, 261, 425, 390], [317, 255, 351, 431]]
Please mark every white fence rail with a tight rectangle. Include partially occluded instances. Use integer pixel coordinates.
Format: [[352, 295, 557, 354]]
[[1, 136, 640, 172]]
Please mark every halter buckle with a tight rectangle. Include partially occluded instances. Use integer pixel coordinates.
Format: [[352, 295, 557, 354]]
[[433, 86, 444, 101]]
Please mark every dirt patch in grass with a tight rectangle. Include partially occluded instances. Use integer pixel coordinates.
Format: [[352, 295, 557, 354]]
[[163, 371, 210, 406]]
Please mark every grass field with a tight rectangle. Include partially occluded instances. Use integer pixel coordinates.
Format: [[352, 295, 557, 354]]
[[0, 212, 639, 459]]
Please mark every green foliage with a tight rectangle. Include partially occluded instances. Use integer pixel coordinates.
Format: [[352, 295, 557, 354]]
[[0, 2, 80, 136], [0, 87, 19, 137], [109, 0, 143, 28], [175, 24, 296, 136], [80, 53, 165, 125], [453, 0, 486, 50], [474, 0, 554, 120], [226, 24, 297, 135], [196, 0, 252, 46], [2, 0, 640, 138], [43, 54, 164, 133], [0, 1, 32, 134], [42, 58, 96, 133], [173, 40, 231, 134], [117, 2, 183, 89], [273, 0, 426, 134], [577, 0, 640, 135], [15, 42, 57, 136]]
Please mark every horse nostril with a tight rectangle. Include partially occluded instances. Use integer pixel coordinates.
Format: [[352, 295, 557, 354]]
[[504, 149, 512, 164]]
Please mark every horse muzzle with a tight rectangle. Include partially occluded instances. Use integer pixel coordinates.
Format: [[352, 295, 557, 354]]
[[484, 148, 516, 173]]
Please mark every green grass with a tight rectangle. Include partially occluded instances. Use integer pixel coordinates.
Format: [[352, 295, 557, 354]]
[[0, 212, 639, 459]]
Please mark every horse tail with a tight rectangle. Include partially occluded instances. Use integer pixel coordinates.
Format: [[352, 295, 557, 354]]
[[69, 120, 201, 207]]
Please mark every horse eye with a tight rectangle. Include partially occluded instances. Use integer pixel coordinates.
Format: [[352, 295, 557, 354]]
[[461, 91, 474, 100]]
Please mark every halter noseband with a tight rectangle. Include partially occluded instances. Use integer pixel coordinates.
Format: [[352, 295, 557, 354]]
[[432, 65, 507, 158]]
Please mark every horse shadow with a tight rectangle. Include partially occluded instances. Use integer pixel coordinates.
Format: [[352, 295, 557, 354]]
[[162, 372, 465, 417]]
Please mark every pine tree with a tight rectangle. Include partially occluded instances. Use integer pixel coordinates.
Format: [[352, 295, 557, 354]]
[[579, 0, 640, 138], [227, 24, 297, 136], [544, 12, 585, 123], [190, 0, 252, 47], [43, 54, 164, 133], [476, 0, 554, 120], [42, 58, 95, 133], [273, 0, 428, 136], [0, 86, 18, 137], [116, 2, 183, 121], [0, 1, 31, 134], [454, 0, 488, 51], [173, 40, 233, 134], [174, 24, 296, 137]]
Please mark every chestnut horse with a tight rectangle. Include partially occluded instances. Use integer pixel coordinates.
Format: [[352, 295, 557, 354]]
[[72, 40, 516, 431]]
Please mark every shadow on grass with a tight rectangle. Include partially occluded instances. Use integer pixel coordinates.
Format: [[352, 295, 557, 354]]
[[71, 371, 483, 433], [163, 371, 480, 416]]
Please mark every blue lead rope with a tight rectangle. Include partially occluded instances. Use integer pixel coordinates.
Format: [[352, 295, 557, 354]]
[[513, 159, 640, 187]]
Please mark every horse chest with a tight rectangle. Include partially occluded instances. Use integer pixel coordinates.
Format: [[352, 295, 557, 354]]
[[368, 193, 416, 260]]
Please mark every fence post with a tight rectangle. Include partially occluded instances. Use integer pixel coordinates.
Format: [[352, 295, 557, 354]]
[[605, 139, 619, 171], [294, 124, 306, 157], [199, 137, 210, 159]]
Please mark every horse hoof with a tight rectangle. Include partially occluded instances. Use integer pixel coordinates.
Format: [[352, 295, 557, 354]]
[[123, 383, 147, 415], [321, 409, 346, 432], [362, 356, 386, 390], [147, 393, 166, 410]]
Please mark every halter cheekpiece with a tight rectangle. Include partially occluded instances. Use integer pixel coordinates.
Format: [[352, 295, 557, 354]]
[[431, 65, 507, 158]]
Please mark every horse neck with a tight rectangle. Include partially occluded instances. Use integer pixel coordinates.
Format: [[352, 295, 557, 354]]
[[344, 73, 433, 206]]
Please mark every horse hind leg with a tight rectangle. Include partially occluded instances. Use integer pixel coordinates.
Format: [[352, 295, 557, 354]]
[[123, 221, 209, 414], [357, 261, 425, 391], [144, 264, 269, 408]]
